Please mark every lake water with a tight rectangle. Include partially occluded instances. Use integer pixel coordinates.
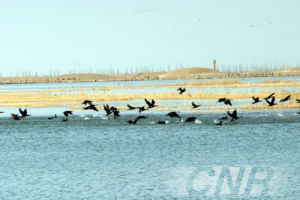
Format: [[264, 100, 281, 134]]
[[0, 78, 299, 199]]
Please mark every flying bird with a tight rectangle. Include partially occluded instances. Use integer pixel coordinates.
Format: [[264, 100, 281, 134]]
[[103, 104, 113, 116], [19, 108, 31, 118], [217, 98, 232, 106], [266, 96, 277, 106], [84, 104, 98, 112], [279, 95, 291, 103], [192, 102, 200, 109], [252, 96, 262, 104], [177, 87, 186, 94], [227, 110, 240, 121], [145, 99, 158, 108], [166, 111, 181, 118], [11, 114, 21, 120], [127, 104, 138, 110]]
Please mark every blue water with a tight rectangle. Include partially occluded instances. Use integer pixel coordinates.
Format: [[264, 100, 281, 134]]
[[1, 76, 300, 93], [0, 110, 299, 199], [0, 78, 300, 199]]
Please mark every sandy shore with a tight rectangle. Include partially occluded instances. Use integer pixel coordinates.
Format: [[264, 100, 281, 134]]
[[0, 79, 299, 112]]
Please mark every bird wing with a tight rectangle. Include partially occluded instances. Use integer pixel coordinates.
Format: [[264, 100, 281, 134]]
[[19, 108, 24, 115], [103, 104, 109, 114], [144, 99, 151, 106], [24, 109, 27, 115], [93, 106, 98, 111], [271, 96, 275, 104], [232, 110, 237, 118], [151, 99, 155, 105], [227, 111, 233, 118], [127, 104, 136, 109], [225, 100, 232, 106], [266, 93, 275, 99]]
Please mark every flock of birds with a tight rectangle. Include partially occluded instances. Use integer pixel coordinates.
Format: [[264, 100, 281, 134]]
[[1, 88, 300, 126]]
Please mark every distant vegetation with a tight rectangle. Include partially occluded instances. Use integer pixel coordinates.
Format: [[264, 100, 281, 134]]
[[0, 65, 300, 84], [1, 62, 298, 78]]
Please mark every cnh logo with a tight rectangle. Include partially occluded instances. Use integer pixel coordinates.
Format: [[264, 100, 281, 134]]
[[186, 166, 276, 198]]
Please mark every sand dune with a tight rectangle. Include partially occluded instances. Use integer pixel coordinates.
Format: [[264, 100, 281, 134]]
[[1, 67, 300, 84]]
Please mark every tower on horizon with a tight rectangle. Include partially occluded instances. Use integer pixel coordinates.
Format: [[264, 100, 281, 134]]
[[212, 59, 216, 70]]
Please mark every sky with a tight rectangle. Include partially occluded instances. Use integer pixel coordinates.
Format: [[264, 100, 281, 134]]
[[0, 0, 300, 76]]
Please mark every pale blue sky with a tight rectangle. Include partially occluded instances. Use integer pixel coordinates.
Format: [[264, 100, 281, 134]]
[[0, 0, 300, 75]]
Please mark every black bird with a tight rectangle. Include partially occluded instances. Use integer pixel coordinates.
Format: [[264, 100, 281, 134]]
[[110, 106, 118, 112], [113, 109, 120, 118], [166, 111, 181, 118], [296, 99, 300, 103], [63, 111, 73, 117], [82, 100, 93, 105], [216, 120, 222, 126], [157, 120, 168, 124], [19, 108, 31, 118], [177, 87, 186, 94], [127, 116, 147, 124], [11, 114, 21, 120], [279, 95, 291, 103], [84, 104, 98, 112], [145, 99, 158, 108], [185, 117, 197, 122], [138, 106, 147, 113], [227, 110, 240, 121], [266, 96, 277, 106], [48, 114, 57, 120], [0, 111, 4, 114], [252, 96, 262, 104], [192, 102, 200, 109], [224, 99, 232, 106], [264, 93, 275, 100], [103, 104, 112, 116], [218, 98, 226, 103], [127, 104, 138, 110]]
